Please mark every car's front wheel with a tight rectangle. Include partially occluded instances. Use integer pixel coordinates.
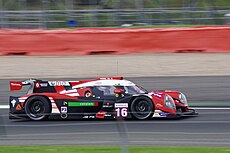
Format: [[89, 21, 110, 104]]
[[24, 96, 51, 121], [130, 97, 154, 120]]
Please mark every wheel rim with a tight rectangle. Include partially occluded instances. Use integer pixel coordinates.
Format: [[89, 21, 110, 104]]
[[28, 101, 46, 118], [132, 100, 152, 119]]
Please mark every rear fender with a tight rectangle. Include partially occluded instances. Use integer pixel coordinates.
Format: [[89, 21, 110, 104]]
[[9, 96, 24, 114], [23, 95, 52, 113]]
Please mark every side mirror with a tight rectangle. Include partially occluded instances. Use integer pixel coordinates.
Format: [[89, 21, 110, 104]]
[[114, 88, 124, 94]]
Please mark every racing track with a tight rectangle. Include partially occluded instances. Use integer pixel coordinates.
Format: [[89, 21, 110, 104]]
[[0, 76, 230, 146]]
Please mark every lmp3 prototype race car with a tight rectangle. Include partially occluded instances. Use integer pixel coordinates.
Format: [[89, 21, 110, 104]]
[[9, 77, 198, 121]]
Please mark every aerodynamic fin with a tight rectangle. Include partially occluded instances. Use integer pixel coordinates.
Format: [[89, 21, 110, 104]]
[[9, 79, 38, 91]]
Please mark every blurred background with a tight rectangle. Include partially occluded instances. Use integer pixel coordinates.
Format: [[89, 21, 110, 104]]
[[0, 0, 230, 29], [1, 0, 230, 150]]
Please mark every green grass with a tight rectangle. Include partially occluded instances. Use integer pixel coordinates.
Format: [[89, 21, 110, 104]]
[[0, 146, 229, 153]]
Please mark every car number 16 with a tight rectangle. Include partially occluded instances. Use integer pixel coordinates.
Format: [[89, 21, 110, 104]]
[[114, 103, 128, 118]]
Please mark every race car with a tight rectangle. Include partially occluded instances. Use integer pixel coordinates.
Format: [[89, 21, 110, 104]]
[[9, 77, 198, 121]]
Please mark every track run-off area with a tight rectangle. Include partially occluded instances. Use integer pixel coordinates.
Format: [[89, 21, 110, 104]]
[[0, 76, 230, 146]]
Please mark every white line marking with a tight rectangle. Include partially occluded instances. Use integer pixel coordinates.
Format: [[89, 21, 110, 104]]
[[2, 120, 230, 128], [0, 105, 9, 109]]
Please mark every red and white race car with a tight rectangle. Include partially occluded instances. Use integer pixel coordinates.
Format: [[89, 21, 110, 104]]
[[9, 77, 198, 121]]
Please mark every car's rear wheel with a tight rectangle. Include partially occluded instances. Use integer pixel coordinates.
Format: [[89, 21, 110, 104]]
[[24, 96, 51, 121], [130, 97, 154, 120]]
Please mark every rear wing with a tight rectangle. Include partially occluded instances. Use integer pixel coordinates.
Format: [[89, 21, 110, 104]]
[[10, 79, 73, 93], [10, 77, 124, 92], [10, 79, 39, 91]]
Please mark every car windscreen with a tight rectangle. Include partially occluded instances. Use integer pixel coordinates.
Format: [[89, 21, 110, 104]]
[[124, 85, 148, 94]]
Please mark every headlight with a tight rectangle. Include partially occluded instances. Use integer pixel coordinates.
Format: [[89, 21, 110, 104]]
[[164, 94, 176, 109], [178, 92, 188, 106]]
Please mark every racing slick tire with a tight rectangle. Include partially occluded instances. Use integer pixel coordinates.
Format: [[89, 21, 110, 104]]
[[130, 96, 154, 120], [24, 96, 51, 121]]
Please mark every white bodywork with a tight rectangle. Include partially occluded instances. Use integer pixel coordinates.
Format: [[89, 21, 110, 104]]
[[72, 79, 136, 88]]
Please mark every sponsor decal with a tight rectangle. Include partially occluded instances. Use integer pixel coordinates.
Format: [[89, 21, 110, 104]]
[[60, 89, 78, 94], [48, 81, 70, 86], [83, 115, 95, 119], [103, 105, 113, 108], [156, 103, 163, 107], [68, 102, 98, 107], [40, 83, 48, 87], [100, 77, 114, 80], [115, 103, 128, 108], [11, 99, 16, 107], [15, 104, 22, 110], [10, 82, 21, 86], [159, 112, 168, 116], [114, 103, 128, 118], [104, 114, 112, 117], [61, 106, 67, 113], [96, 111, 106, 118], [103, 102, 113, 108], [152, 110, 168, 117], [153, 93, 163, 98], [10, 81, 22, 90]]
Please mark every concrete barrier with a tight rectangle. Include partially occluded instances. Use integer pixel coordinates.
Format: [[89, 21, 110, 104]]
[[0, 27, 230, 55]]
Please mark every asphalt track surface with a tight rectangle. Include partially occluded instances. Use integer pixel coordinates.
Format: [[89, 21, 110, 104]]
[[0, 76, 230, 146]]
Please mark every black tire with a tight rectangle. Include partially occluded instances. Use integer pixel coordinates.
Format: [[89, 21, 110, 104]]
[[130, 96, 154, 120], [24, 96, 51, 121]]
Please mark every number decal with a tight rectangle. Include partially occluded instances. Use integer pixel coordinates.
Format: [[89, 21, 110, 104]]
[[114, 103, 128, 118], [61, 107, 67, 113]]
